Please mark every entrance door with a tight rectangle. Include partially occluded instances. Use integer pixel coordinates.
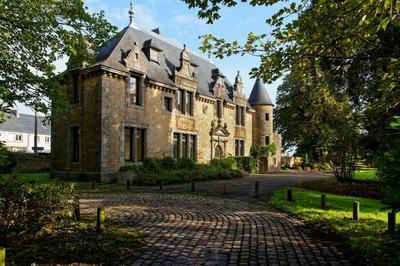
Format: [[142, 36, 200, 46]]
[[215, 145, 223, 159]]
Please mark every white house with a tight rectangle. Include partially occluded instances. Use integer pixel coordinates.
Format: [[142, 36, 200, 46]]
[[0, 109, 51, 153]]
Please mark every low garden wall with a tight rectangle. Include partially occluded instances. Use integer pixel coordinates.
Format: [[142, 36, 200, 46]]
[[13, 153, 50, 173]]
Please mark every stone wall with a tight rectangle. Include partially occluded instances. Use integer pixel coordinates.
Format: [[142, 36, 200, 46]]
[[14, 153, 50, 173]]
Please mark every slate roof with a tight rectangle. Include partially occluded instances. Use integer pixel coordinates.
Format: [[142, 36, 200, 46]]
[[0, 113, 51, 135], [94, 25, 234, 102], [248, 79, 274, 106]]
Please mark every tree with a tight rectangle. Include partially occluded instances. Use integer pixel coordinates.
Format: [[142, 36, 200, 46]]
[[183, 0, 400, 180], [0, 0, 117, 115]]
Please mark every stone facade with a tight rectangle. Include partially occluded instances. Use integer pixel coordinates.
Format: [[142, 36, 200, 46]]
[[50, 22, 281, 182]]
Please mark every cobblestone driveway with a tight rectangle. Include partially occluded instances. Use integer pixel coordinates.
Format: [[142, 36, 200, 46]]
[[81, 177, 350, 266]]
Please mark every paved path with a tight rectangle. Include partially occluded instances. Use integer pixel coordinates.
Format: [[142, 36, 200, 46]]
[[81, 172, 350, 265]]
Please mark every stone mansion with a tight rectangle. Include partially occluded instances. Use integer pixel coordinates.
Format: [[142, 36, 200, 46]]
[[50, 8, 281, 182]]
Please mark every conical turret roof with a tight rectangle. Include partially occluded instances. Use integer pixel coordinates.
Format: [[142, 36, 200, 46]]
[[248, 79, 273, 106]]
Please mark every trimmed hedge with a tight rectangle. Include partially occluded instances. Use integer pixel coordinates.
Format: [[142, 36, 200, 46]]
[[120, 157, 243, 186], [234, 157, 258, 173]]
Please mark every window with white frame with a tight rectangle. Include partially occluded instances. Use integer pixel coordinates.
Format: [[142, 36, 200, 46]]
[[15, 134, 23, 142]]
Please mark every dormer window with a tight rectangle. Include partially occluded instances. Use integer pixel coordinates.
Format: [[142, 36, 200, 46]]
[[149, 48, 159, 63], [128, 75, 142, 106]]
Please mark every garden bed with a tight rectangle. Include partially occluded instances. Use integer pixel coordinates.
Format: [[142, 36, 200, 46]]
[[120, 157, 244, 186], [294, 178, 383, 199]]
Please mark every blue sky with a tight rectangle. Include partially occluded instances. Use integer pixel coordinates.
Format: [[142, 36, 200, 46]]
[[19, 0, 285, 114]]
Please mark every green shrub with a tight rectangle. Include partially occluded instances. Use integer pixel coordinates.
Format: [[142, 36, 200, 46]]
[[160, 157, 176, 170], [0, 175, 74, 240], [119, 163, 142, 173], [0, 142, 16, 173], [234, 157, 258, 173], [176, 157, 196, 169], [210, 157, 236, 170]]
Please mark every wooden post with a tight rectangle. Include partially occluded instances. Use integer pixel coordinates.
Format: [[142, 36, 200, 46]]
[[159, 180, 164, 191], [287, 189, 293, 201], [91, 181, 95, 190], [353, 201, 359, 221], [126, 180, 130, 190], [96, 208, 105, 233], [255, 181, 260, 198], [388, 209, 397, 233], [321, 194, 326, 209], [74, 196, 80, 221], [0, 247, 5, 266], [223, 183, 228, 195], [191, 181, 195, 192]]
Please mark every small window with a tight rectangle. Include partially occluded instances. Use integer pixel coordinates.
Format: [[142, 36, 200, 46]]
[[216, 100, 222, 119], [124, 128, 132, 161], [235, 140, 245, 156], [71, 73, 80, 104], [241, 107, 245, 126], [129, 76, 141, 106], [45, 136, 50, 143], [265, 136, 270, 145], [149, 48, 159, 63], [71, 127, 80, 162], [164, 97, 172, 112], [265, 113, 270, 121], [173, 133, 196, 160], [176, 89, 185, 113], [15, 134, 23, 142], [124, 127, 146, 162], [173, 133, 180, 159], [186, 91, 193, 115]]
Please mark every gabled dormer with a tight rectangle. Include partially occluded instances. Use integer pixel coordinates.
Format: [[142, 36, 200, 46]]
[[143, 39, 163, 64], [123, 41, 145, 72], [173, 44, 198, 90], [210, 68, 226, 98]]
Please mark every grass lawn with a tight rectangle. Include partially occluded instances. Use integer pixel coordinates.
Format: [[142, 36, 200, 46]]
[[354, 168, 378, 181], [270, 188, 400, 265]]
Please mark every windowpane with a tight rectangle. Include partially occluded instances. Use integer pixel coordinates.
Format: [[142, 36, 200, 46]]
[[235, 140, 239, 156], [136, 129, 144, 162], [236, 107, 240, 125], [265, 136, 270, 145], [129, 77, 140, 105], [182, 134, 188, 158], [189, 135, 196, 160], [71, 127, 80, 162], [265, 113, 269, 121], [186, 91, 192, 115], [240, 140, 245, 156], [241, 107, 245, 126], [173, 133, 179, 159], [124, 128, 132, 161], [177, 90, 184, 113], [216, 100, 222, 118], [71, 73, 79, 104], [164, 97, 172, 112]]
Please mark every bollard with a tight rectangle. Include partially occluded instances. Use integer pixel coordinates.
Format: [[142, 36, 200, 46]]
[[96, 208, 105, 233], [388, 209, 397, 233], [287, 189, 293, 201], [0, 247, 5, 266], [223, 183, 228, 195], [321, 194, 327, 209], [74, 196, 80, 221], [91, 181, 95, 190], [159, 180, 164, 191], [191, 181, 195, 192], [126, 180, 130, 190], [353, 201, 359, 221], [255, 181, 260, 198]]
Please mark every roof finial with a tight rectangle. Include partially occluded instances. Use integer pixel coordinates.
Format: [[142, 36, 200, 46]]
[[129, 1, 135, 26]]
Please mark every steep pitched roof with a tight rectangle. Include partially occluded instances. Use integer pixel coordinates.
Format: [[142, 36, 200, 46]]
[[0, 113, 51, 135], [248, 79, 273, 106], [94, 25, 234, 102]]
